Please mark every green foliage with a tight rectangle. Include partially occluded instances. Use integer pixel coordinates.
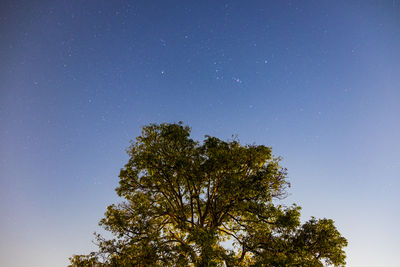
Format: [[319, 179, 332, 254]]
[[69, 122, 347, 266]]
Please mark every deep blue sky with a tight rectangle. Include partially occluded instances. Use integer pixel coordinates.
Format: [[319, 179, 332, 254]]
[[1, 1, 399, 266]]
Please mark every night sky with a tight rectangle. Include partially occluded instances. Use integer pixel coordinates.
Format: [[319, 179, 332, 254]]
[[1, 1, 399, 266]]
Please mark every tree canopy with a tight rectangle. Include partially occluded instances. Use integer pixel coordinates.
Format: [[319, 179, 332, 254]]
[[69, 122, 347, 266]]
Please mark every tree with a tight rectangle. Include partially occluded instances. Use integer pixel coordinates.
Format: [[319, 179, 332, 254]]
[[69, 122, 347, 266]]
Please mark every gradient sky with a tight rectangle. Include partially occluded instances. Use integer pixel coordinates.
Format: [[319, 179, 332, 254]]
[[1, 1, 399, 266]]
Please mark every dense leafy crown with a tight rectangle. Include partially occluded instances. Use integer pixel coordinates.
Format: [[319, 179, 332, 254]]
[[69, 123, 347, 266]]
